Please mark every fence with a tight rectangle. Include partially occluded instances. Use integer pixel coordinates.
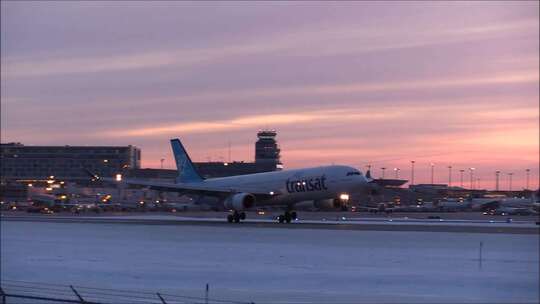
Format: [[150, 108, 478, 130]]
[[0, 280, 254, 304]]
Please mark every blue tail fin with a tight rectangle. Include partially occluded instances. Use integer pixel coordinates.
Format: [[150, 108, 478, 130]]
[[170, 139, 203, 183]]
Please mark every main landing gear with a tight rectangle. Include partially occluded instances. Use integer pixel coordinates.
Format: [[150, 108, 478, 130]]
[[277, 211, 297, 223], [227, 211, 246, 223]]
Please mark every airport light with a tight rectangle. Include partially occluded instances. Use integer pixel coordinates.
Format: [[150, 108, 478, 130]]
[[525, 169, 530, 190], [28, 183, 33, 187], [469, 168, 475, 190], [448, 166, 452, 187], [115, 174, 122, 182], [394, 168, 400, 179], [495, 171, 500, 191], [459, 169, 465, 188], [410, 161, 415, 186], [430, 163, 435, 184], [339, 193, 350, 201], [228, 140, 232, 163], [103, 159, 108, 163]]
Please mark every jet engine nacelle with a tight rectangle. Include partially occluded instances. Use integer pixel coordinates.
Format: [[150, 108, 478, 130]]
[[224, 193, 256, 211], [314, 199, 341, 210]]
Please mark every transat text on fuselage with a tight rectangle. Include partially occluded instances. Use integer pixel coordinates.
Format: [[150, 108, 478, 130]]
[[286, 175, 328, 193]]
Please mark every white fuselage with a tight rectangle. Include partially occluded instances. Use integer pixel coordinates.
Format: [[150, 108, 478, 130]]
[[195, 165, 368, 207]]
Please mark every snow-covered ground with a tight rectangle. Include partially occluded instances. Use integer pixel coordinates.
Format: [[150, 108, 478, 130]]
[[1, 221, 538, 303]]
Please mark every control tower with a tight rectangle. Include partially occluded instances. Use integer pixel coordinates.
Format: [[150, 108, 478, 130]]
[[255, 130, 282, 169]]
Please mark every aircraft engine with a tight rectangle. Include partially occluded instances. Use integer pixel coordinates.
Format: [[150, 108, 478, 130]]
[[224, 193, 256, 211], [313, 199, 341, 210]]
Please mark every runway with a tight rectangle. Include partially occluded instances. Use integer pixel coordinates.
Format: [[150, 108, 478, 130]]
[[2, 220, 538, 303], [2, 213, 539, 234]]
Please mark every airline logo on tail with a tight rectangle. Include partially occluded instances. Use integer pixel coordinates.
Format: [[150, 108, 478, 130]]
[[170, 139, 204, 183]]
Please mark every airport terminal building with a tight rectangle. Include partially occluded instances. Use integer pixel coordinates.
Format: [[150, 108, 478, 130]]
[[0, 143, 141, 181]]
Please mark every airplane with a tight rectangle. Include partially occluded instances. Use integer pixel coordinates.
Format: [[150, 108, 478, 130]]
[[88, 138, 374, 223]]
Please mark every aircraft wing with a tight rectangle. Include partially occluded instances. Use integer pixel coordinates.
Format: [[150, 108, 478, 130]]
[[90, 173, 279, 200]]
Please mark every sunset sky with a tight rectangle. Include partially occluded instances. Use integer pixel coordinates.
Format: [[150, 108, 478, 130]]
[[1, 1, 539, 190]]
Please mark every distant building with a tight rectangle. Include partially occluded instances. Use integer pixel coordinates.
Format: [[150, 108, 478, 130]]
[[0, 143, 141, 181], [255, 130, 283, 169], [409, 183, 489, 198], [190, 130, 282, 177], [195, 161, 277, 178]]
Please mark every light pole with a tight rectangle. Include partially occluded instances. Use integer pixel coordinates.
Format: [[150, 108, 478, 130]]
[[381, 167, 386, 179], [525, 169, 530, 190], [477, 178, 481, 190], [365, 165, 372, 177], [495, 171, 500, 191], [160, 158, 165, 169], [469, 168, 475, 190], [394, 168, 400, 179], [460, 169, 465, 188], [508, 173, 513, 191], [410, 161, 415, 186], [228, 140, 232, 163], [448, 166, 452, 187], [430, 163, 435, 184]]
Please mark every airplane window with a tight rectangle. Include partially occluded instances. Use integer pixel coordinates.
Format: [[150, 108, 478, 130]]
[[347, 171, 361, 176]]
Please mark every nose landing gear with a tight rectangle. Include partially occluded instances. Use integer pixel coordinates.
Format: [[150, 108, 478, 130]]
[[227, 211, 246, 223]]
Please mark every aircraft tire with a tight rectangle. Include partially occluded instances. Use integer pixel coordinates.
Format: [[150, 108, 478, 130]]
[[278, 215, 285, 223], [284, 212, 292, 223], [240, 212, 246, 220], [291, 211, 297, 220], [227, 214, 234, 223], [233, 212, 241, 223]]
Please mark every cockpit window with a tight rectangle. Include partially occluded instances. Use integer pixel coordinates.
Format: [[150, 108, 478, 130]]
[[346, 171, 361, 176]]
